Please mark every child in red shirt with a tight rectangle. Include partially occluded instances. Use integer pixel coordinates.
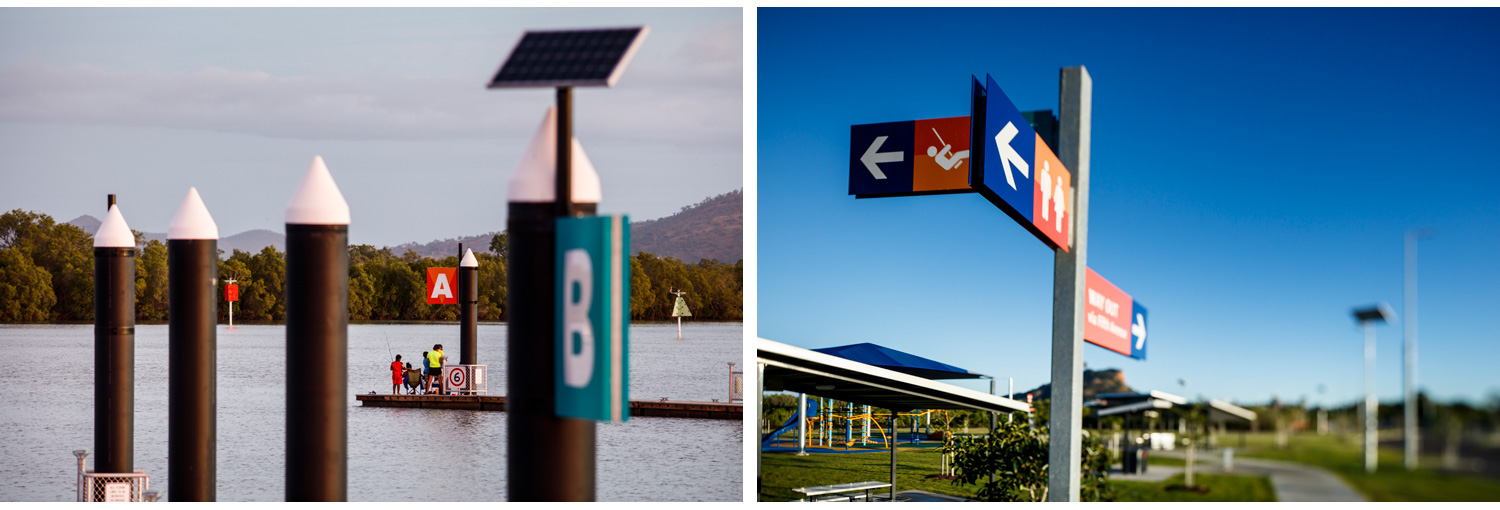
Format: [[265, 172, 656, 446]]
[[390, 355, 404, 395]]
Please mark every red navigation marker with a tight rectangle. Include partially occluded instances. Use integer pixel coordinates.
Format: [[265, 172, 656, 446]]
[[1083, 268, 1133, 356], [426, 267, 458, 305], [225, 284, 238, 302]]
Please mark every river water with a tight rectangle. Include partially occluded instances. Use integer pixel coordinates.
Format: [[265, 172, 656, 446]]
[[0, 322, 742, 501]]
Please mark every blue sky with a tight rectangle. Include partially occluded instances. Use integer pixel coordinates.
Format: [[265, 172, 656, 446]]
[[757, 8, 1500, 407], [0, 8, 741, 247]]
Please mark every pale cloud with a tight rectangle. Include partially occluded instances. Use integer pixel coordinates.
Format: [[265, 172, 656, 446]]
[[0, 23, 740, 146]]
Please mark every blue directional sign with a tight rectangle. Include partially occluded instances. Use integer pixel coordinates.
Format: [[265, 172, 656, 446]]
[[979, 74, 1038, 217], [849, 121, 915, 196], [555, 215, 631, 422], [1129, 302, 1148, 361]]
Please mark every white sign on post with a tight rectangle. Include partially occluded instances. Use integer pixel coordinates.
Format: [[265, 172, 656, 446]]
[[104, 482, 131, 502]]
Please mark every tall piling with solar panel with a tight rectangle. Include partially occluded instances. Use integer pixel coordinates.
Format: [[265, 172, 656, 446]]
[[488, 26, 647, 502], [167, 188, 219, 501], [283, 156, 350, 501], [94, 196, 136, 475]]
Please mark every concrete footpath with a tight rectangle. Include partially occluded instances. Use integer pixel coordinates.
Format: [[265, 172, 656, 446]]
[[1141, 449, 1367, 502]]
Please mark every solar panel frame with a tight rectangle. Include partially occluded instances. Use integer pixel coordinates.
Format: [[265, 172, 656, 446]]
[[487, 26, 649, 89]]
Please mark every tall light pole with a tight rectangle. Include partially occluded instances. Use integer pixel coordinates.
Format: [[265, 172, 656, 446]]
[[1353, 302, 1394, 474], [1403, 227, 1431, 471]]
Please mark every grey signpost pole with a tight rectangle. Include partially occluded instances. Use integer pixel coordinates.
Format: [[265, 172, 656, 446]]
[[797, 393, 808, 455], [1047, 65, 1092, 502]]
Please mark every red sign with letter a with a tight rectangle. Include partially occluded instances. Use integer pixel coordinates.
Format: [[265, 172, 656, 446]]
[[426, 267, 458, 305], [225, 284, 238, 302]]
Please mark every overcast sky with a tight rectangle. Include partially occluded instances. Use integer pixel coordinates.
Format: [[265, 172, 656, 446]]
[[0, 7, 742, 247]]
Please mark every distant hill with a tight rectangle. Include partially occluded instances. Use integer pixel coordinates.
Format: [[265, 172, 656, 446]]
[[1012, 368, 1134, 402], [630, 189, 742, 263], [390, 190, 743, 263], [63, 189, 742, 263], [68, 215, 284, 254], [391, 232, 502, 260]]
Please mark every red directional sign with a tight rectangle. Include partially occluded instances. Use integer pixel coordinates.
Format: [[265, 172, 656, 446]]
[[1084, 268, 1132, 357], [224, 284, 238, 302], [426, 267, 458, 305]]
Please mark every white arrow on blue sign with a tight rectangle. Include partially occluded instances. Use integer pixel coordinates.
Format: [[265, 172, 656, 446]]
[[849, 121, 915, 195], [1129, 302, 1148, 360], [976, 74, 1038, 224]]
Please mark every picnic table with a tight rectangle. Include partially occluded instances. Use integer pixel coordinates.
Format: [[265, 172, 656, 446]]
[[791, 481, 892, 502]]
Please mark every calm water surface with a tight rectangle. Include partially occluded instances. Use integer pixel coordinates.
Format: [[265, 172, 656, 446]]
[[0, 322, 742, 501]]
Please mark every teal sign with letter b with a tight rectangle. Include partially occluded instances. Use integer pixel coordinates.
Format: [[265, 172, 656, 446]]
[[555, 214, 631, 422]]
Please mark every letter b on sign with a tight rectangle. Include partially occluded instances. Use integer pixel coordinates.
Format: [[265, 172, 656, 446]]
[[555, 215, 632, 422], [561, 249, 594, 388]]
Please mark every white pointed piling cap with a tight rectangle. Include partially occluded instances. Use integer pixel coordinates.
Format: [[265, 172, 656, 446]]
[[168, 187, 219, 240], [508, 106, 602, 203], [460, 248, 479, 268], [94, 204, 135, 248], [286, 155, 351, 225]]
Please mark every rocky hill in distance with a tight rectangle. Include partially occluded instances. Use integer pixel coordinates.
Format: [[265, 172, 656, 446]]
[[1011, 368, 1135, 402]]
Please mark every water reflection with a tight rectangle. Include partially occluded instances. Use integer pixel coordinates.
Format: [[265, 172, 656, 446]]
[[0, 322, 741, 501]]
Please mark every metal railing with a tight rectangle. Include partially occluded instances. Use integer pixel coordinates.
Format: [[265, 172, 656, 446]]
[[443, 364, 488, 396], [74, 450, 155, 502]]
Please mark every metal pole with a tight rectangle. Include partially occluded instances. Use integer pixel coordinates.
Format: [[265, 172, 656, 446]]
[[797, 393, 808, 455], [1403, 230, 1420, 471], [459, 249, 478, 366], [168, 188, 218, 501], [507, 100, 597, 498], [94, 201, 134, 475], [890, 410, 898, 502], [556, 86, 573, 218], [284, 156, 349, 501], [756, 362, 765, 500], [1048, 65, 1092, 501], [1364, 322, 1377, 474]]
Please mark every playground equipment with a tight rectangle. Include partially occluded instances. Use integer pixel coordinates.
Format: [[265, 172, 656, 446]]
[[762, 399, 951, 451]]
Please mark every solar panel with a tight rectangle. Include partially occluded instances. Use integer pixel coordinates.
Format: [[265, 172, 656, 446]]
[[487, 26, 649, 89]]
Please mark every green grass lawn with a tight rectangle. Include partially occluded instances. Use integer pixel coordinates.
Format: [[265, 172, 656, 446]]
[[760, 447, 1271, 502], [759, 449, 978, 501], [1113, 473, 1277, 502], [1230, 431, 1500, 501]]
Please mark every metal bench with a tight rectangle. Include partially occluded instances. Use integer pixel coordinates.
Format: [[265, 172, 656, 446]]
[[792, 481, 892, 502]]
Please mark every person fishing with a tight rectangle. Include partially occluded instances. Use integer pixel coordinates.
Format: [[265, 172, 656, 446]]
[[389, 354, 404, 395]]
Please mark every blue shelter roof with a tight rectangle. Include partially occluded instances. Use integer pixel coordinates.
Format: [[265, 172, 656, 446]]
[[811, 343, 983, 380]]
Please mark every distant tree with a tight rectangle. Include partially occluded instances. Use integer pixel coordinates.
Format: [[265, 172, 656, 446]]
[[135, 239, 169, 321], [0, 246, 56, 322], [0, 209, 94, 320]]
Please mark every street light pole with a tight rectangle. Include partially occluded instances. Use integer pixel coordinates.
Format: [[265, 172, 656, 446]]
[[1403, 228, 1430, 471], [1353, 303, 1393, 475]]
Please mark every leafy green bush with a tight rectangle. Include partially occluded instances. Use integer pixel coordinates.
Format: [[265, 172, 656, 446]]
[[943, 420, 1114, 501]]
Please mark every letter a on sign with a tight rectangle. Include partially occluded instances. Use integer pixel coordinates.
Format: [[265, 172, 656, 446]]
[[426, 267, 458, 305]]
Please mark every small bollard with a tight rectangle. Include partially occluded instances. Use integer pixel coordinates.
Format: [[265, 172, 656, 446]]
[[143, 490, 161, 502], [1223, 447, 1234, 472]]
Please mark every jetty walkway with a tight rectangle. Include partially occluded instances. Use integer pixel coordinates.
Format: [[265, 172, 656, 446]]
[[355, 393, 741, 420]]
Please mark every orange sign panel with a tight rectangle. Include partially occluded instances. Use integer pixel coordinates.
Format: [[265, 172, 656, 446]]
[[1031, 133, 1071, 252], [912, 116, 972, 193], [426, 267, 458, 305]]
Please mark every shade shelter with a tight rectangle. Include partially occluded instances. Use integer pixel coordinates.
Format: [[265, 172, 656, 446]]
[[757, 338, 1028, 501]]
